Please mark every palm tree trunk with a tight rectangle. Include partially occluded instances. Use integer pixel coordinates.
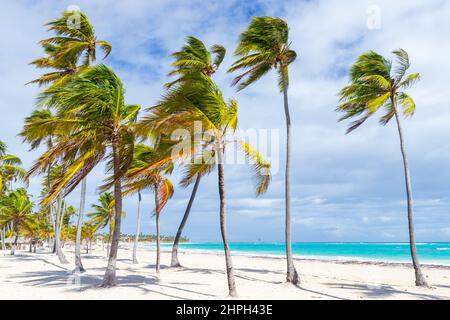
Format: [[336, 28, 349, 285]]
[[1, 227, 5, 250], [106, 229, 111, 257], [171, 175, 201, 267], [74, 178, 87, 273], [281, 68, 299, 285], [393, 102, 428, 287], [217, 144, 237, 297], [132, 190, 142, 264], [102, 136, 124, 287], [54, 195, 69, 264], [10, 230, 19, 255], [155, 185, 161, 273]]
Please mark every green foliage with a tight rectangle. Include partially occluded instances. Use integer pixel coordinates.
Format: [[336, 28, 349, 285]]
[[337, 49, 420, 133], [28, 65, 139, 205], [166, 36, 225, 88], [229, 16, 296, 92]]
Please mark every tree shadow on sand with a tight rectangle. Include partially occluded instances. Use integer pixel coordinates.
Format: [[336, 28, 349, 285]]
[[324, 282, 445, 300], [8, 267, 216, 299]]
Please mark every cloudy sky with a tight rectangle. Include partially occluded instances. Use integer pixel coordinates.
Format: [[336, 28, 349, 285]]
[[1, 0, 450, 242]]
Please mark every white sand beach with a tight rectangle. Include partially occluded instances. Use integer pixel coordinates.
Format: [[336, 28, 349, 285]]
[[1, 246, 449, 300]]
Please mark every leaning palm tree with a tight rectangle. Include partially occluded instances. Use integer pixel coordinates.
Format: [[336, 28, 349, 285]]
[[0, 188, 34, 255], [228, 16, 299, 285], [20, 109, 64, 259], [120, 143, 174, 271], [337, 49, 428, 287], [137, 74, 271, 296], [28, 64, 139, 287], [28, 10, 113, 273], [165, 36, 226, 267], [39, 10, 111, 67]]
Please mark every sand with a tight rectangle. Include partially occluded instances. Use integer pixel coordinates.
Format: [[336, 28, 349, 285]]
[[1, 246, 449, 300]]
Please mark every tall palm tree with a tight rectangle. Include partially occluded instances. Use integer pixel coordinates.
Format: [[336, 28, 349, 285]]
[[28, 10, 113, 273], [337, 49, 427, 287], [228, 16, 299, 285], [0, 188, 34, 255], [28, 64, 139, 287], [132, 189, 142, 264], [138, 74, 271, 296], [120, 143, 174, 272], [165, 36, 226, 268]]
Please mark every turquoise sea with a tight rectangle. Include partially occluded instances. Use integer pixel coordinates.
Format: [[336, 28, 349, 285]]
[[154, 242, 450, 265]]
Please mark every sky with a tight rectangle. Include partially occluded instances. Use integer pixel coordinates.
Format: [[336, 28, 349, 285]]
[[1, 0, 450, 242]]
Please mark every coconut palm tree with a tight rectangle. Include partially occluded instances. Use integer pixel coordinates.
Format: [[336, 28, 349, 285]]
[[28, 10, 112, 273], [165, 36, 225, 88], [337, 49, 427, 287], [120, 143, 174, 271], [0, 144, 27, 251], [80, 221, 97, 254], [39, 10, 111, 68], [0, 188, 34, 255], [164, 36, 226, 267], [21, 211, 52, 253], [228, 16, 299, 285], [87, 192, 118, 256], [138, 74, 271, 296], [27, 43, 81, 88], [0, 145, 27, 195], [28, 64, 139, 287]]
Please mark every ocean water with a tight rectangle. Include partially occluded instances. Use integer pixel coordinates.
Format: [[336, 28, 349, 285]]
[[154, 242, 450, 265]]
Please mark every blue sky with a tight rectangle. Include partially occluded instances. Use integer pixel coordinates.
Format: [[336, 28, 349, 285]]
[[1, 0, 450, 242]]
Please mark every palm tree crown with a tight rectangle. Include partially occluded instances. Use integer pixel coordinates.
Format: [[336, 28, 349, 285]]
[[41, 10, 111, 66], [337, 49, 420, 132], [28, 11, 112, 87], [166, 36, 225, 88], [228, 16, 297, 91]]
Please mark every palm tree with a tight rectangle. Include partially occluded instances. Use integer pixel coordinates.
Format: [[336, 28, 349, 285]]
[[39, 10, 111, 68], [28, 64, 139, 287], [337, 49, 428, 287], [87, 192, 117, 256], [228, 16, 299, 285], [80, 221, 97, 253], [132, 189, 142, 264], [0, 145, 27, 195], [165, 36, 225, 88], [22, 211, 52, 253], [120, 143, 174, 272], [138, 74, 271, 296], [0, 188, 34, 255], [0, 143, 27, 251], [165, 36, 226, 268], [28, 10, 113, 273]]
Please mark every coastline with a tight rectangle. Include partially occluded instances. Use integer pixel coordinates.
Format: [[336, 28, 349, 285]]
[[3, 246, 447, 300], [132, 243, 450, 269]]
